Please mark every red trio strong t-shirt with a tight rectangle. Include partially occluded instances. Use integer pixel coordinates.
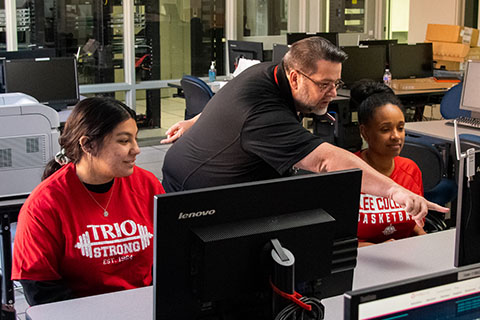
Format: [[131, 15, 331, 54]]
[[355, 152, 424, 244], [12, 163, 165, 298]]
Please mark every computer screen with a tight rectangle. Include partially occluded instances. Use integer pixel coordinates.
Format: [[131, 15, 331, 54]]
[[344, 263, 480, 320], [286, 32, 339, 46], [272, 43, 289, 64], [0, 48, 56, 93], [154, 169, 362, 320], [341, 45, 387, 88], [358, 40, 397, 68], [388, 43, 433, 79], [227, 40, 264, 74], [454, 134, 480, 268], [3, 57, 79, 111], [459, 60, 480, 118]]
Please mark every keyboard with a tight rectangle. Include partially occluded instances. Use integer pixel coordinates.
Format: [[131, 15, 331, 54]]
[[446, 116, 480, 129]]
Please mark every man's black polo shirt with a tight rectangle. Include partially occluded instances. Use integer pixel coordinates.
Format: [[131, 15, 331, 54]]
[[162, 62, 324, 192]]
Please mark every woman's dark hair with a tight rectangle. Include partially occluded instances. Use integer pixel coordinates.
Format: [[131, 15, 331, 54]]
[[42, 97, 136, 180], [350, 79, 404, 125], [283, 36, 348, 75]]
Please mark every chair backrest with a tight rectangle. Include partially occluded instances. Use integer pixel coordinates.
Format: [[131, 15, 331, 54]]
[[180, 75, 214, 120], [400, 136, 444, 192], [440, 82, 471, 119]]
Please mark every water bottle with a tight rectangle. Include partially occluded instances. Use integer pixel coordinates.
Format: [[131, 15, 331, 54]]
[[208, 61, 216, 82], [383, 68, 392, 87]]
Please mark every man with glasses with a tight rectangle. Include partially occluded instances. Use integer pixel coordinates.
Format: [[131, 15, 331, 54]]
[[162, 37, 447, 224]]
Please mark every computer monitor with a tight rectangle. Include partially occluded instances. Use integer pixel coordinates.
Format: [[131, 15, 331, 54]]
[[286, 32, 339, 46], [154, 169, 362, 319], [227, 40, 264, 74], [0, 48, 56, 93], [388, 43, 433, 79], [459, 60, 480, 119], [454, 133, 480, 268], [272, 43, 289, 64], [344, 263, 480, 320], [3, 57, 79, 111], [358, 39, 397, 67], [341, 45, 387, 88]]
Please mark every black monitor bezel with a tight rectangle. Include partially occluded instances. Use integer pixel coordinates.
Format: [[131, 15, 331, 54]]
[[3, 56, 79, 110], [340, 45, 388, 87], [344, 263, 480, 320], [272, 43, 289, 64], [388, 43, 434, 79], [455, 136, 480, 267], [153, 169, 362, 320], [227, 40, 264, 74]]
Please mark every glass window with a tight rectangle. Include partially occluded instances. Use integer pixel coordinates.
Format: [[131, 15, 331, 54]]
[[7, 1, 124, 85], [243, 0, 288, 36], [148, 0, 225, 79]]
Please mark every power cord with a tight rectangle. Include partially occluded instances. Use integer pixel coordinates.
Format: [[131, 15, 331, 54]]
[[274, 296, 324, 320]]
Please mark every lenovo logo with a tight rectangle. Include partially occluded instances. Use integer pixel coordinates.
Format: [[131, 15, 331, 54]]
[[178, 209, 216, 220]]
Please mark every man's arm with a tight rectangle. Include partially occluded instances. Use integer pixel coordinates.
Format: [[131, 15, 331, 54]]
[[160, 113, 201, 144], [294, 143, 449, 227]]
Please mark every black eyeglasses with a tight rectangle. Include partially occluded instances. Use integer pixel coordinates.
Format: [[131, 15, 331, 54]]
[[296, 70, 344, 92]]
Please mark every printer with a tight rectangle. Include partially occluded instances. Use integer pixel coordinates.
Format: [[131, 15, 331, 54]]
[[0, 93, 60, 198]]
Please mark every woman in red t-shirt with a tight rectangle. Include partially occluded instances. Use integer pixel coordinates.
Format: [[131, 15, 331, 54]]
[[350, 80, 426, 247], [12, 97, 165, 305]]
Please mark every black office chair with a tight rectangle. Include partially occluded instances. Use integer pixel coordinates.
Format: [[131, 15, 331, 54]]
[[400, 135, 457, 232], [180, 75, 214, 120]]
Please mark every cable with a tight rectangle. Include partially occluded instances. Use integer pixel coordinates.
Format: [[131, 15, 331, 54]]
[[274, 296, 324, 320]]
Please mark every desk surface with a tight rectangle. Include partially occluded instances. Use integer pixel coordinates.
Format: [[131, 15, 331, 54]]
[[405, 119, 480, 142], [26, 229, 457, 320]]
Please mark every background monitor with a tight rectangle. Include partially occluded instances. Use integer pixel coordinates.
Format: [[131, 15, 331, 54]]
[[341, 45, 387, 88], [3, 57, 79, 111], [154, 169, 362, 320], [358, 39, 397, 67], [454, 133, 480, 268], [459, 60, 480, 118], [0, 48, 56, 93], [344, 263, 480, 320], [388, 43, 433, 79], [227, 40, 264, 74], [287, 32, 339, 46], [272, 43, 289, 64]]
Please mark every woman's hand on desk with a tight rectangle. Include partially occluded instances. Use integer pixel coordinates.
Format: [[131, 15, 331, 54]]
[[160, 113, 200, 144]]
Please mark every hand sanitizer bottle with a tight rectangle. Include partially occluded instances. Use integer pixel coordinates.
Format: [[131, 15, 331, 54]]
[[208, 61, 216, 82]]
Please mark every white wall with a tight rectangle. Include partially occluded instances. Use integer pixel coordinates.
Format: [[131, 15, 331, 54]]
[[408, 0, 462, 43]]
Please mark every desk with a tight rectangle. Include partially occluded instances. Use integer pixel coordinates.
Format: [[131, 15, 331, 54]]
[[405, 119, 480, 142], [26, 229, 456, 320]]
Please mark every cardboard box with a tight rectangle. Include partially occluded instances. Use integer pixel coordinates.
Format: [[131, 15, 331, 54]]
[[432, 41, 470, 62], [466, 47, 480, 60], [434, 60, 462, 71], [426, 24, 479, 47], [391, 78, 457, 91]]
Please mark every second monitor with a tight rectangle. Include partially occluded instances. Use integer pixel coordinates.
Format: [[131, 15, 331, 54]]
[[341, 45, 388, 88], [227, 40, 264, 74], [3, 57, 79, 111]]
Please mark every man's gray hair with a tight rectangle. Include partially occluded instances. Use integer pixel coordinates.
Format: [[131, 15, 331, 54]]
[[283, 37, 348, 75]]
